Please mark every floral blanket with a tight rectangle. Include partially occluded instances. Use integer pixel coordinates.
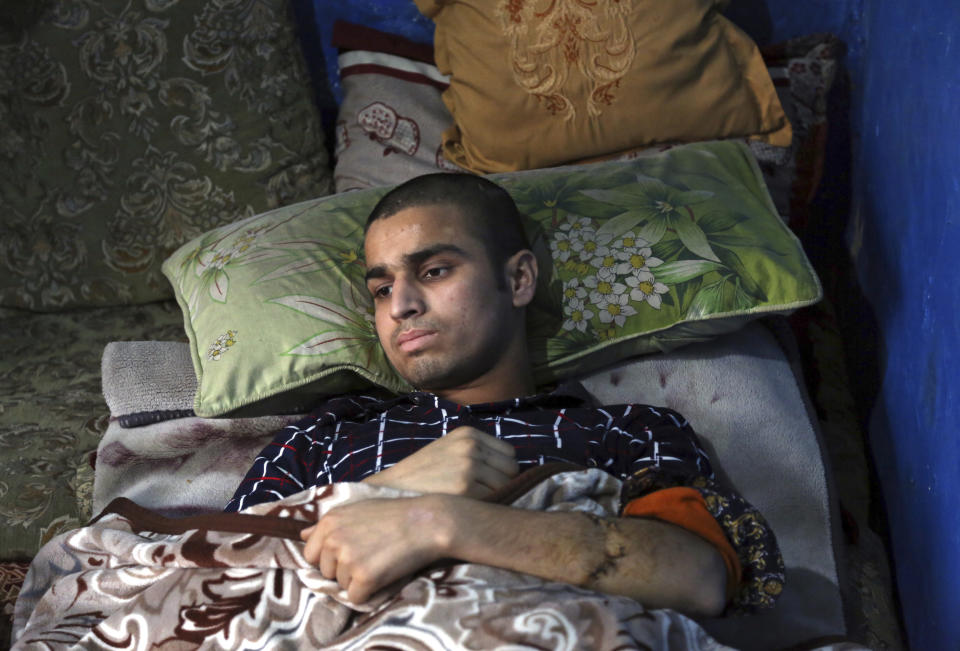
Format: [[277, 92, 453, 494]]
[[13, 466, 732, 650]]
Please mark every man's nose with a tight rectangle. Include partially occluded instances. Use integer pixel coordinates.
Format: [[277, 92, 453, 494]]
[[389, 277, 425, 321]]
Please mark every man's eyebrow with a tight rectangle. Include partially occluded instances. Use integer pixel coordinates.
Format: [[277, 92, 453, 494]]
[[364, 265, 388, 282], [364, 244, 470, 283], [405, 243, 469, 268]]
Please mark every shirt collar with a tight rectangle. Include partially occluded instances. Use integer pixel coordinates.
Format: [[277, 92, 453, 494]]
[[402, 380, 594, 413]]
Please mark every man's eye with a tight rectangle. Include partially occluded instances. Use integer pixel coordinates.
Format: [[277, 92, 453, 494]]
[[373, 285, 392, 298], [423, 266, 448, 279]]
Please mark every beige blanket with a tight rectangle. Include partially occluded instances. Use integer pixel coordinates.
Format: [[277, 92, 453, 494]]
[[14, 467, 732, 650]]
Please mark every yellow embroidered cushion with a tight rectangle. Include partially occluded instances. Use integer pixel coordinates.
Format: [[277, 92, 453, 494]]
[[415, 0, 792, 173]]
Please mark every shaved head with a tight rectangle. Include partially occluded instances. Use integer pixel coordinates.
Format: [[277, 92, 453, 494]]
[[365, 173, 531, 274]]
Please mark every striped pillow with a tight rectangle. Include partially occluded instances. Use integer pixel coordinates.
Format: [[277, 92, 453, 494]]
[[332, 21, 465, 193]]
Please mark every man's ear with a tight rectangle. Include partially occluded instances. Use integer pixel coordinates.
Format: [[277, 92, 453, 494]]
[[506, 249, 538, 308]]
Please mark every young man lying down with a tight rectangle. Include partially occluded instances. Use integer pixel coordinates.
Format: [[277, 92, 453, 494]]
[[226, 173, 783, 617]]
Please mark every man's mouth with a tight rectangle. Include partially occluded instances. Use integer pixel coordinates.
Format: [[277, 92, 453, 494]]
[[395, 329, 437, 353]]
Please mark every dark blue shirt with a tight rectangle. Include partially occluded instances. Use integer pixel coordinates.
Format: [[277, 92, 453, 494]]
[[225, 383, 711, 512]]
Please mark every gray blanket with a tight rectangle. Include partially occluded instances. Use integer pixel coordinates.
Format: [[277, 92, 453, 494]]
[[101, 341, 196, 426]]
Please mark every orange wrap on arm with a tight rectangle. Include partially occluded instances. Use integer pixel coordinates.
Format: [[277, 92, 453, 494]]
[[622, 487, 742, 602]]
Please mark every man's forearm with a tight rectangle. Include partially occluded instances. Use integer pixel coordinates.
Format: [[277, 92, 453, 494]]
[[429, 495, 728, 617]]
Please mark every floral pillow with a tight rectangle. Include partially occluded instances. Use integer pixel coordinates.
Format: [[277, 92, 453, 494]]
[[0, 0, 332, 310], [162, 140, 821, 417]]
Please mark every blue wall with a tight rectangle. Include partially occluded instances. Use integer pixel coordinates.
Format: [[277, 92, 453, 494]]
[[741, 0, 960, 647], [849, 0, 960, 647], [725, 0, 864, 49]]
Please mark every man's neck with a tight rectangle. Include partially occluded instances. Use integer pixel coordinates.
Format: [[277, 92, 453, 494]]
[[432, 369, 537, 406], [428, 339, 537, 406]]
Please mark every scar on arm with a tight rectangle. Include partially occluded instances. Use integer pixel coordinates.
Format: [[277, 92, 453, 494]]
[[581, 512, 628, 586]]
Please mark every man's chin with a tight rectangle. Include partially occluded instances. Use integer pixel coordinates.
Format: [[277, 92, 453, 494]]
[[397, 361, 466, 394]]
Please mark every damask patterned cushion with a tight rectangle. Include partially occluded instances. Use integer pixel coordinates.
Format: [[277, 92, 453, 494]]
[[0, 0, 333, 311], [0, 301, 186, 563], [162, 140, 821, 417], [413, 0, 792, 173]]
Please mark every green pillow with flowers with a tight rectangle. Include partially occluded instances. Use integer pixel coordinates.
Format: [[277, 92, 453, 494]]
[[163, 140, 821, 417]]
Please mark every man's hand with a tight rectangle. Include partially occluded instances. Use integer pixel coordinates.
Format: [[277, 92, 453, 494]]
[[300, 493, 728, 616], [362, 426, 519, 497], [300, 496, 449, 603]]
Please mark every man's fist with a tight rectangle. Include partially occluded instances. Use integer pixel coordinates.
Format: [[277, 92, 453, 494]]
[[363, 425, 519, 497], [300, 496, 451, 603]]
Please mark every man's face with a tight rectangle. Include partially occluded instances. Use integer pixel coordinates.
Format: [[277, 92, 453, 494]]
[[363, 204, 523, 393]]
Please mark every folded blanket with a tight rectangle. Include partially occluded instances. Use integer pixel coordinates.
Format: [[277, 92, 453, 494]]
[[92, 414, 300, 517], [101, 341, 196, 427], [14, 467, 737, 650]]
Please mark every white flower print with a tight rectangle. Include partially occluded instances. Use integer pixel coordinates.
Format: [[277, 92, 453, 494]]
[[562, 297, 595, 332], [573, 234, 607, 262], [197, 226, 268, 274], [596, 264, 621, 284], [614, 246, 664, 280], [584, 273, 627, 307], [549, 230, 577, 262], [574, 235, 607, 263], [561, 277, 588, 303], [559, 215, 595, 238], [627, 276, 669, 309], [596, 293, 637, 328], [588, 249, 620, 272], [609, 231, 650, 251], [206, 329, 239, 361]]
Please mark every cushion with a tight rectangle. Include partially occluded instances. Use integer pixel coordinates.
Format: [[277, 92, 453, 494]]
[[332, 21, 465, 192], [414, 0, 792, 173], [161, 140, 821, 417], [0, 0, 332, 311], [305, 1, 436, 106], [331, 25, 840, 237], [753, 33, 843, 231], [0, 301, 186, 562], [613, 33, 843, 231]]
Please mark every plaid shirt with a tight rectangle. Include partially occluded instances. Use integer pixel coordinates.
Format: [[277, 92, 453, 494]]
[[224, 382, 784, 612], [225, 383, 712, 512]]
